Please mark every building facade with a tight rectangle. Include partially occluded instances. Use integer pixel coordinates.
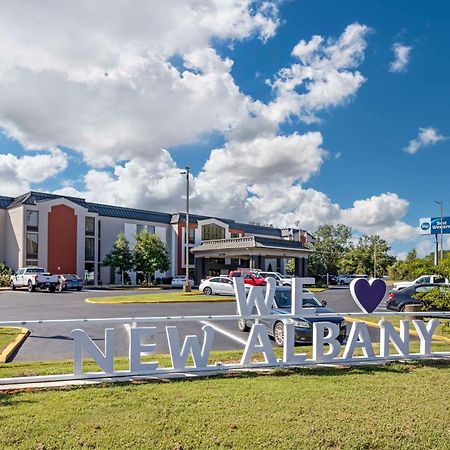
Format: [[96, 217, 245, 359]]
[[0, 191, 313, 285]]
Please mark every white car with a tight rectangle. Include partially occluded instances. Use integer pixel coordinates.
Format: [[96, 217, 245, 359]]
[[258, 271, 292, 286], [171, 275, 194, 288], [337, 274, 368, 285], [392, 275, 449, 291], [199, 276, 251, 295]]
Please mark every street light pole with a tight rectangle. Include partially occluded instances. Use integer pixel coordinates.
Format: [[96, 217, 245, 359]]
[[435, 200, 444, 263], [181, 166, 191, 292]]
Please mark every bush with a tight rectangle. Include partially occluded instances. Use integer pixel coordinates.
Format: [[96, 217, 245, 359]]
[[0, 262, 12, 287], [413, 287, 450, 311]]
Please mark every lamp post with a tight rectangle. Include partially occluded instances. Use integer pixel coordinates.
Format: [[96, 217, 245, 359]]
[[180, 166, 191, 292], [434, 200, 444, 263]]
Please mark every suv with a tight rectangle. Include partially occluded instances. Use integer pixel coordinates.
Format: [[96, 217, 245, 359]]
[[337, 274, 368, 285], [258, 271, 292, 286], [229, 271, 266, 286]]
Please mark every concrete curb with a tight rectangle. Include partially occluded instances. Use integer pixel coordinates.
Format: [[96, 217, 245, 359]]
[[345, 317, 450, 344], [0, 327, 30, 363], [85, 297, 235, 305]]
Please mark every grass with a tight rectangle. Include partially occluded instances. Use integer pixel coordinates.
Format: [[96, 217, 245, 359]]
[[86, 291, 234, 304], [0, 328, 23, 354], [0, 358, 449, 449]]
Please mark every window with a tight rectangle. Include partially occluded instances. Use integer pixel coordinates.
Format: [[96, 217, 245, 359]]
[[137, 224, 146, 234], [231, 232, 240, 238], [26, 211, 39, 231], [201, 223, 225, 241], [148, 225, 155, 234], [85, 237, 95, 261], [25, 260, 39, 267], [26, 233, 39, 260], [188, 251, 195, 266], [84, 262, 95, 285], [416, 276, 430, 284], [188, 227, 195, 244], [415, 286, 435, 293], [85, 217, 95, 236]]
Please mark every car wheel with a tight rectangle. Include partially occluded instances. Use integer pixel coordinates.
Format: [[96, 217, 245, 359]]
[[273, 321, 285, 347], [237, 319, 249, 332], [49, 286, 56, 293], [10, 281, 16, 291], [76, 287, 82, 292], [28, 281, 35, 292], [57, 283, 64, 292], [399, 305, 405, 312], [203, 287, 212, 295]]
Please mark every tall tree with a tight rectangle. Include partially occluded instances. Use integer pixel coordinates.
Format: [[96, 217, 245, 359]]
[[339, 235, 395, 277], [134, 231, 170, 284], [103, 233, 134, 285], [309, 224, 352, 275]]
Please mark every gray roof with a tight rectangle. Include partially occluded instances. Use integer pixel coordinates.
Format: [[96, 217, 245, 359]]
[[191, 236, 309, 253], [0, 195, 14, 209]]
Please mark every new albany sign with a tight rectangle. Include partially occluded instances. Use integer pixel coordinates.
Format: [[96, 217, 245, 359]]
[[0, 278, 449, 386]]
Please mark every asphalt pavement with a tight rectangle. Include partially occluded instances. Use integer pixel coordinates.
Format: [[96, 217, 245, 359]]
[[0, 285, 391, 362]]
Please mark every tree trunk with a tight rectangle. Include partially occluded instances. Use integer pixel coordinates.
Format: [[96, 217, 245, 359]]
[[121, 270, 124, 286]]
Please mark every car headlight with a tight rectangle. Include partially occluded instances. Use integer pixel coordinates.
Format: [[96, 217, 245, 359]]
[[293, 320, 310, 328]]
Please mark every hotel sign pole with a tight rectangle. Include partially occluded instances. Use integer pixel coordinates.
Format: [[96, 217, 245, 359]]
[[183, 166, 191, 292]]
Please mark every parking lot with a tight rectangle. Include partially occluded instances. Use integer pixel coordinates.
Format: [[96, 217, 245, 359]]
[[0, 286, 391, 362]]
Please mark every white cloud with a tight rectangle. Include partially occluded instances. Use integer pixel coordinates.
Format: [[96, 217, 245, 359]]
[[404, 127, 446, 154], [389, 43, 412, 73], [0, 149, 67, 196]]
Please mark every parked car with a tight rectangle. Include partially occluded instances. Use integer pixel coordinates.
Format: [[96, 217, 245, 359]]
[[237, 286, 347, 346], [199, 276, 242, 295], [171, 275, 194, 288], [229, 271, 266, 286], [10, 267, 60, 292], [386, 283, 447, 311], [57, 274, 83, 291], [337, 274, 368, 285], [258, 271, 292, 286], [392, 275, 449, 292]]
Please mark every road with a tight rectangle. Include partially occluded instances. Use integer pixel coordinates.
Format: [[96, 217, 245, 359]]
[[0, 286, 391, 362]]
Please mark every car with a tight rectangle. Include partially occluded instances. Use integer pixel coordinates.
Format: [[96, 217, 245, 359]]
[[57, 274, 83, 291], [386, 283, 447, 311], [229, 271, 266, 286], [10, 267, 60, 292], [171, 275, 194, 288], [258, 271, 292, 286], [199, 276, 242, 295], [337, 274, 368, 285], [237, 286, 347, 346]]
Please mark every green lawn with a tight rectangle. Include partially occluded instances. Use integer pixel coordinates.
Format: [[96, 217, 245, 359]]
[[86, 291, 233, 304], [0, 358, 449, 449], [0, 328, 23, 354]]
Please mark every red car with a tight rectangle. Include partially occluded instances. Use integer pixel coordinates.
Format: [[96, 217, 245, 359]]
[[229, 271, 266, 286]]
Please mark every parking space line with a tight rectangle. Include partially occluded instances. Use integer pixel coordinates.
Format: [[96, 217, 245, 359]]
[[199, 320, 247, 346]]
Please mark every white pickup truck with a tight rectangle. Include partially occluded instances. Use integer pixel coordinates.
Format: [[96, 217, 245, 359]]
[[10, 267, 60, 293], [392, 275, 449, 291]]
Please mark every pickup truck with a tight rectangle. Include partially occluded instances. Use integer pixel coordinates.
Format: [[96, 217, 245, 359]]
[[392, 275, 449, 291], [10, 267, 60, 292]]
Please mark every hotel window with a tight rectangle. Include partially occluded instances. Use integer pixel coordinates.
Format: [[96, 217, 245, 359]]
[[137, 224, 146, 234], [85, 237, 95, 261], [26, 210, 39, 232], [85, 217, 95, 236], [26, 232, 39, 261], [231, 232, 240, 238], [188, 227, 195, 244], [201, 224, 225, 241]]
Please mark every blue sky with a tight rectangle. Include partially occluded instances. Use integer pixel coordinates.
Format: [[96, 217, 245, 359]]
[[0, 0, 449, 257]]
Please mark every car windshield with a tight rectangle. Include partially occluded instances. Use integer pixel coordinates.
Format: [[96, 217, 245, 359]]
[[27, 268, 45, 273], [274, 291, 323, 308], [63, 274, 79, 280]]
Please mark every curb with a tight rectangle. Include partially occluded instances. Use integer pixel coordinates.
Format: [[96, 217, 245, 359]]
[[85, 297, 235, 305], [0, 327, 30, 363], [345, 317, 450, 344]]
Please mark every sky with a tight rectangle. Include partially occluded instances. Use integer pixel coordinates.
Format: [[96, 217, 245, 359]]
[[0, 0, 449, 258]]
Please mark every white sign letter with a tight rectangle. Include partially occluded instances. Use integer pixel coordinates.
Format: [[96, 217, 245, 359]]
[[412, 319, 439, 356], [129, 327, 158, 373], [283, 322, 307, 364], [166, 325, 214, 370], [343, 322, 375, 360], [241, 324, 276, 366], [312, 322, 341, 362], [72, 328, 114, 376], [234, 276, 276, 316], [292, 277, 316, 316], [379, 320, 410, 357]]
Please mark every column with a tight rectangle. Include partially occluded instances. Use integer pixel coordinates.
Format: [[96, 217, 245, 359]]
[[294, 257, 301, 277]]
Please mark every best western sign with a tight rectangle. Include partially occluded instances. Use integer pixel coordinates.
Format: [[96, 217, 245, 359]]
[[420, 217, 450, 235], [70, 278, 447, 378]]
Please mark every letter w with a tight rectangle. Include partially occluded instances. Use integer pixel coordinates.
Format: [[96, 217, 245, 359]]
[[233, 276, 276, 316]]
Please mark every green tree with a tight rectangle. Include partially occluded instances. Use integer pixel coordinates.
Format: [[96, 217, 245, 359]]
[[309, 224, 352, 275], [134, 231, 170, 284], [286, 258, 295, 275], [103, 233, 134, 285], [0, 262, 12, 287], [339, 235, 395, 277]]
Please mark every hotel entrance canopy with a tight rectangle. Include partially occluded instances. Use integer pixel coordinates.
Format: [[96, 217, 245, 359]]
[[191, 236, 312, 283]]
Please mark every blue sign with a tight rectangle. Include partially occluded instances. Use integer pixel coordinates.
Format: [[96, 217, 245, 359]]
[[430, 217, 450, 234]]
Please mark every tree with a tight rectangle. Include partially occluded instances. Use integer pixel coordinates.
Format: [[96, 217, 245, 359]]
[[339, 235, 395, 277], [134, 231, 170, 284], [103, 233, 134, 285], [309, 224, 352, 275]]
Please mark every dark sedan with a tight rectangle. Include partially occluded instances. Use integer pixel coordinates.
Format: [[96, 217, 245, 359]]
[[386, 283, 443, 311], [237, 287, 347, 346], [57, 274, 83, 291]]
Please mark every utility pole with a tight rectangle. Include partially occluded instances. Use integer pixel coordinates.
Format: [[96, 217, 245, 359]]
[[373, 241, 376, 278], [435, 200, 444, 263], [180, 166, 191, 292]]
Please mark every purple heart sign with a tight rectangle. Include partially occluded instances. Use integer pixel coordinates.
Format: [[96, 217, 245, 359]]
[[350, 278, 387, 313]]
